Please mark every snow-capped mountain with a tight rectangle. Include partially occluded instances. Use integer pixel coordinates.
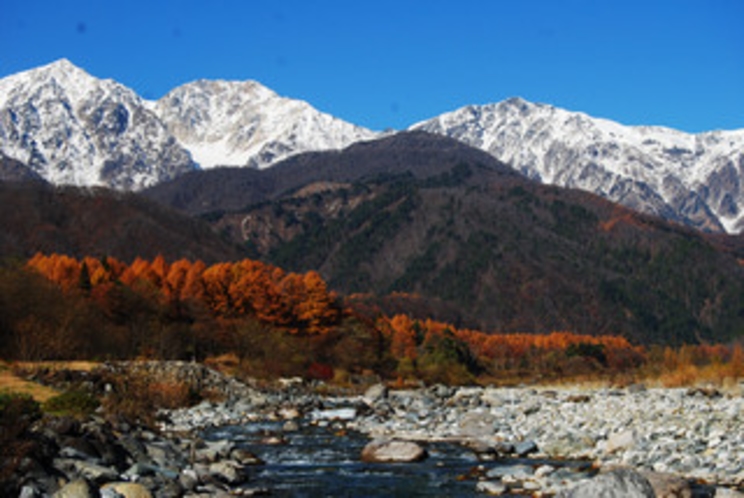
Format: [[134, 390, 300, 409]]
[[154, 79, 377, 169], [2, 60, 743, 234], [0, 59, 377, 189], [412, 98, 744, 233], [0, 59, 196, 190]]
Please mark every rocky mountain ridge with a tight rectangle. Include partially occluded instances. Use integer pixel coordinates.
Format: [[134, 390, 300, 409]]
[[2, 60, 743, 233], [0, 59, 196, 190], [0, 59, 376, 190], [411, 98, 744, 233]]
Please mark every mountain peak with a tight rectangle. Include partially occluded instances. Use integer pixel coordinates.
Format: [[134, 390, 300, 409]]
[[155, 76, 377, 169], [412, 99, 744, 233]]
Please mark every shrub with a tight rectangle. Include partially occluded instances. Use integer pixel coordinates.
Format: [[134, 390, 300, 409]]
[[148, 381, 197, 410], [42, 389, 100, 417], [101, 372, 158, 428]]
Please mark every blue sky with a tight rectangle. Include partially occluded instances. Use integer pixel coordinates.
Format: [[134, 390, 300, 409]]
[[1, 0, 742, 133]]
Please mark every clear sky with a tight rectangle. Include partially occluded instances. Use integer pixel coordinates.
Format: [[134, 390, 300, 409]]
[[1, 0, 742, 133]]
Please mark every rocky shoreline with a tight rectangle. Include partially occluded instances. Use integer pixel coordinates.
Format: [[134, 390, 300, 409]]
[[9, 362, 744, 497]]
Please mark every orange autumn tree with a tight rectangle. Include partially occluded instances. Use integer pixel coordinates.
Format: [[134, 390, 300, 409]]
[[27, 253, 342, 335]]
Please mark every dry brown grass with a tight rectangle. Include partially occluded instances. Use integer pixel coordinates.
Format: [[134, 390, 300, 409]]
[[13, 361, 99, 372], [0, 362, 59, 402]]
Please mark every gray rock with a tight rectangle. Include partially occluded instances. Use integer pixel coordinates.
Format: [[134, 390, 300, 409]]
[[229, 448, 264, 466], [559, 468, 655, 498], [54, 458, 118, 484], [361, 438, 427, 463], [429, 384, 454, 399], [209, 460, 246, 485], [363, 384, 389, 406], [282, 420, 300, 432], [179, 468, 200, 492], [458, 412, 497, 437], [514, 440, 538, 457], [123, 462, 179, 480], [475, 480, 508, 495], [19, 486, 38, 498], [606, 429, 637, 454], [715, 489, 744, 498], [59, 437, 101, 461], [463, 438, 513, 459], [486, 464, 534, 480]]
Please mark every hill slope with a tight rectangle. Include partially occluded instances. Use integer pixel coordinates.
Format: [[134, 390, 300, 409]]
[[0, 181, 243, 263], [143, 131, 519, 214], [159, 132, 744, 345]]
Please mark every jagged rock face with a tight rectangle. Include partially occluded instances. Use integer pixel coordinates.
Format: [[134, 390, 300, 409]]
[[153, 79, 378, 169], [412, 98, 744, 233], [2, 60, 743, 234], [0, 60, 377, 190], [0, 61, 194, 190], [0, 59, 196, 190]]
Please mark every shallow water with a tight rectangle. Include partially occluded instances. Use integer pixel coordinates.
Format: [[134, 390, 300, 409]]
[[202, 419, 590, 497]]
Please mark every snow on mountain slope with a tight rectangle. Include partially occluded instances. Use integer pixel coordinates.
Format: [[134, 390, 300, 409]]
[[0, 59, 196, 190], [0, 60, 377, 189], [153, 79, 378, 169], [2, 60, 743, 234], [411, 98, 744, 233]]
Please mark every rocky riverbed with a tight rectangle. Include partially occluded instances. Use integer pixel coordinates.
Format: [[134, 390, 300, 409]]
[[161, 381, 744, 497], [9, 362, 744, 497]]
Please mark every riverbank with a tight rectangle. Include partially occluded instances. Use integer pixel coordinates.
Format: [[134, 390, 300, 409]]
[[162, 381, 744, 496], [5, 361, 744, 496]]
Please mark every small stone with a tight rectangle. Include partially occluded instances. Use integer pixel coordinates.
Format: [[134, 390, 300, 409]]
[[230, 448, 265, 466], [209, 460, 246, 485], [278, 407, 301, 420], [363, 384, 389, 406], [476, 480, 508, 495], [535, 465, 556, 478], [179, 468, 199, 491], [282, 420, 300, 432], [514, 440, 538, 457], [606, 429, 636, 454], [486, 464, 534, 480], [361, 438, 427, 463]]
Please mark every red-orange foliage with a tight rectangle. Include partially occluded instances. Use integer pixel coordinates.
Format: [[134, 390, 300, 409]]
[[382, 313, 646, 377], [27, 253, 342, 335]]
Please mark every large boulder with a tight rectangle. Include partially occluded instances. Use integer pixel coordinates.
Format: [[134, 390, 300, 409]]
[[559, 468, 655, 498], [361, 438, 427, 463]]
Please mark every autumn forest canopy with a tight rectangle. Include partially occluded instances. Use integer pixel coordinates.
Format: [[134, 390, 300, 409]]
[[0, 253, 741, 386]]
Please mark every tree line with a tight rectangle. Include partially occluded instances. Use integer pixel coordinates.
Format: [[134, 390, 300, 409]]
[[0, 253, 739, 385]]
